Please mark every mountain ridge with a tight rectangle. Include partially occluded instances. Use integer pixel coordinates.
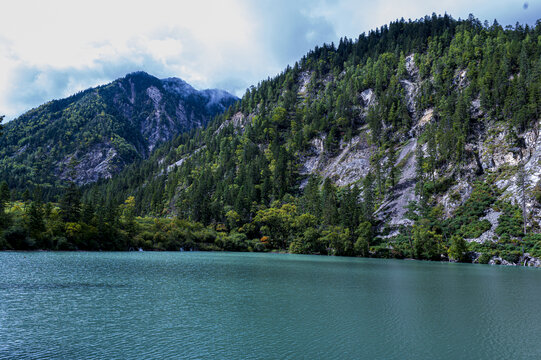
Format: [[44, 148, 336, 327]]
[[2, 14, 541, 265], [0, 71, 238, 193], [75, 15, 541, 262]]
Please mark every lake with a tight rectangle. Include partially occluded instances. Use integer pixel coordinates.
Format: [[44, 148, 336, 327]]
[[1, 252, 540, 359]]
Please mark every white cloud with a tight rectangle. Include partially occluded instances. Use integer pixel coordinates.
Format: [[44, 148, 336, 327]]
[[1, 0, 539, 120]]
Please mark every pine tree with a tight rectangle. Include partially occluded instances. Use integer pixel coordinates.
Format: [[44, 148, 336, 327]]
[[0, 181, 11, 230], [339, 185, 361, 231], [274, 147, 289, 199], [516, 162, 529, 236], [121, 196, 138, 237], [302, 175, 321, 217], [0, 181, 9, 213], [321, 178, 339, 225], [81, 201, 95, 225], [415, 142, 426, 203], [387, 145, 398, 189], [362, 172, 375, 221], [354, 221, 372, 257], [60, 183, 81, 223], [27, 187, 45, 241]]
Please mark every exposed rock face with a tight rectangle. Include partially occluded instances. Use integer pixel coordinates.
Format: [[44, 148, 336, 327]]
[[400, 79, 418, 114], [415, 108, 433, 130], [467, 209, 501, 243], [121, 73, 237, 157], [521, 254, 541, 267], [298, 71, 313, 96], [404, 54, 418, 77], [166, 146, 206, 174], [143, 85, 172, 153], [439, 182, 473, 217], [300, 130, 375, 187], [215, 112, 249, 135], [454, 69, 469, 89], [401, 54, 420, 115], [360, 89, 375, 108], [292, 54, 541, 245], [471, 120, 541, 225], [377, 139, 418, 227], [58, 143, 121, 184], [479, 123, 523, 170], [137, 52, 541, 250]]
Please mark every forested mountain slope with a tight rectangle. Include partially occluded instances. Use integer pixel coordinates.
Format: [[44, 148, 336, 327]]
[[3, 14, 541, 264], [0, 72, 237, 196], [79, 14, 541, 260]]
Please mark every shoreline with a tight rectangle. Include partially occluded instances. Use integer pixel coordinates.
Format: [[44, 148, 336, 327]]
[[2, 248, 540, 268]]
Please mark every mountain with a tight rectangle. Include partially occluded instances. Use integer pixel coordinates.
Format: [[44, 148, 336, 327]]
[[0, 71, 238, 193], [77, 15, 541, 261], [2, 14, 541, 264]]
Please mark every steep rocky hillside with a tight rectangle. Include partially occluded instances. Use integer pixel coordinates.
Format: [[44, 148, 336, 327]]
[[0, 72, 237, 194], [81, 15, 541, 262], [3, 15, 541, 262]]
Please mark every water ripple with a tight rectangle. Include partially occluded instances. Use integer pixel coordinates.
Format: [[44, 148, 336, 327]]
[[1, 252, 541, 359]]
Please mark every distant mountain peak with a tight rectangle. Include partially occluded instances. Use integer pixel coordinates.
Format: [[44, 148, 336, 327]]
[[0, 72, 239, 188], [161, 77, 197, 95], [125, 70, 153, 78]]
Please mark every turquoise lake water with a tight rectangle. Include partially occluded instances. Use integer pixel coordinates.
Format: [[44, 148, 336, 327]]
[[1, 251, 540, 359]]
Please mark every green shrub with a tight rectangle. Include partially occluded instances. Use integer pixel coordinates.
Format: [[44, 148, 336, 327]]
[[54, 236, 75, 250], [446, 182, 499, 238], [478, 253, 491, 264], [448, 235, 469, 262], [495, 202, 523, 239], [424, 177, 455, 196], [502, 250, 521, 264], [458, 219, 491, 239], [4, 226, 33, 249], [216, 232, 248, 251]]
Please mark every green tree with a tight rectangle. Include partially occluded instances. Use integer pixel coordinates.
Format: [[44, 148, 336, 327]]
[[225, 210, 241, 232], [0, 181, 9, 208], [27, 187, 45, 243], [302, 175, 321, 217], [412, 218, 443, 260], [254, 203, 296, 249], [354, 221, 372, 257], [321, 226, 353, 256], [448, 235, 469, 262], [515, 162, 529, 235], [0, 181, 10, 229], [60, 183, 81, 223], [339, 185, 361, 231], [386, 145, 398, 189], [362, 172, 375, 221], [81, 201, 96, 225], [321, 178, 339, 225], [121, 196, 138, 237]]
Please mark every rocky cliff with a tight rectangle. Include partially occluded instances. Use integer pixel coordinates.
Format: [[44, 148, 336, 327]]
[[154, 48, 541, 251], [42, 16, 541, 262]]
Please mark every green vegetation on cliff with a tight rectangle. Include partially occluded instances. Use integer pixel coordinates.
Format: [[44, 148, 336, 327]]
[[2, 14, 541, 264], [0, 72, 237, 198]]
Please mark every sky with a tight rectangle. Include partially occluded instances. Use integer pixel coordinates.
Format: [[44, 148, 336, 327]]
[[1, 0, 540, 120]]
